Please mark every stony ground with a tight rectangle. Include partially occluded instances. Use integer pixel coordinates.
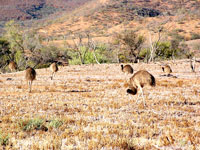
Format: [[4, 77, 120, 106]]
[[0, 59, 200, 150]]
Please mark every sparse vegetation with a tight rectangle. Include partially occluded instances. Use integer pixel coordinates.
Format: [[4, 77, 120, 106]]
[[190, 33, 200, 40], [0, 61, 200, 149], [48, 119, 63, 129], [68, 44, 111, 65], [0, 131, 9, 146], [18, 118, 47, 132]]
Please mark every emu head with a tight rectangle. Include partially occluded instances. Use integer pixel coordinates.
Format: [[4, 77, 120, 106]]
[[121, 64, 124, 71], [127, 87, 137, 95], [161, 67, 164, 72]]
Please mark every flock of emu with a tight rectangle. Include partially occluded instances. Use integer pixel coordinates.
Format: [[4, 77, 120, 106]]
[[6, 61, 59, 92], [4, 59, 196, 106]]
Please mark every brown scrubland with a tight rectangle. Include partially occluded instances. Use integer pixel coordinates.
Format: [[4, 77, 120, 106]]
[[0, 59, 199, 149]]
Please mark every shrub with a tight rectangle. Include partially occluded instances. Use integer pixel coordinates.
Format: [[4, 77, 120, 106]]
[[137, 8, 161, 17], [48, 119, 63, 128], [140, 41, 190, 61], [0, 131, 9, 146], [18, 118, 47, 132], [155, 42, 171, 58], [139, 48, 151, 62], [68, 44, 111, 65], [190, 33, 200, 40], [90, 44, 111, 64]]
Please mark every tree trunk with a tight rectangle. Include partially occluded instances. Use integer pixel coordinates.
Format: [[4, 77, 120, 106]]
[[93, 50, 100, 64]]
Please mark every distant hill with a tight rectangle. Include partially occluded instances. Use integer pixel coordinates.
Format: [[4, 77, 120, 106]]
[[0, 0, 200, 55], [36, 0, 200, 44], [0, 0, 92, 33], [0, 0, 91, 21]]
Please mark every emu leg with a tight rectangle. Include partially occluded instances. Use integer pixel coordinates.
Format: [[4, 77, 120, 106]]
[[29, 81, 32, 93], [51, 72, 54, 80], [139, 86, 145, 106]]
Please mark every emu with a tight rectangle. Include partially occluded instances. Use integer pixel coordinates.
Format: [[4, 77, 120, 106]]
[[50, 62, 58, 80], [7, 61, 17, 72], [25, 67, 36, 93], [121, 64, 134, 74], [162, 64, 172, 76], [127, 70, 156, 106]]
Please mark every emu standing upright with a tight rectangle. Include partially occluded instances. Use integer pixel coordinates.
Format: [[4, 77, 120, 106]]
[[127, 70, 156, 106], [50, 62, 58, 80], [25, 67, 36, 93], [8, 61, 17, 72]]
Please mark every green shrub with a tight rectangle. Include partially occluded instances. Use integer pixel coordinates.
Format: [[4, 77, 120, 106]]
[[191, 33, 200, 40], [68, 49, 82, 65], [118, 53, 129, 63], [0, 131, 9, 146], [95, 44, 110, 63], [18, 118, 47, 132], [155, 42, 172, 59], [18, 118, 65, 132], [48, 119, 63, 128], [68, 44, 111, 65], [139, 48, 151, 62], [139, 41, 189, 61], [155, 41, 189, 60]]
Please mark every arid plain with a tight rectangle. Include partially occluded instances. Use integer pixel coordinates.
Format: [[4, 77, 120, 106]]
[[0, 59, 200, 149]]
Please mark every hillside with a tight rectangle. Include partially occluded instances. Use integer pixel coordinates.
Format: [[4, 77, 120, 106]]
[[1, 0, 200, 46], [0, 0, 92, 21], [37, 0, 200, 50], [0, 0, 92, 33], [0, 60, 200, 149]]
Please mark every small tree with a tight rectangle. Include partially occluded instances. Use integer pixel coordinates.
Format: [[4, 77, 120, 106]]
[[4, 20, 25, 55], [71, 33, 89, 64], [0, 38, 11, 69], [114, 30, 145, 63], [2, 20, 27, 70]]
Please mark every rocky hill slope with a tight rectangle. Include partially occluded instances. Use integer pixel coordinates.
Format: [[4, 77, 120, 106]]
[[38, 0, 200, 37], [0, 0, 92, 34], [0, 0, 91, 21]]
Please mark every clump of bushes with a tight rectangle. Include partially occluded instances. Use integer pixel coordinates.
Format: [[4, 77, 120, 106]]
[[18, 118, 47, 132], [18, 118, 63, 132], [68, 44, 111, 65], [139, 41, 190, 62]]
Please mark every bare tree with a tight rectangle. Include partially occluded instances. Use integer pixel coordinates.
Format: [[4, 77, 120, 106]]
[[69, 32, 102, 65], [148, 27, 163, 63], [89, 39, 100, 64], [86, 33, 101, 64], [147, 18, 172, 63], [71, 34, 88, 64]]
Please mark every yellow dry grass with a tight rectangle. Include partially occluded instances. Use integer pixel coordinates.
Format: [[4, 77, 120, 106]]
[[0, 59, 200, 149]]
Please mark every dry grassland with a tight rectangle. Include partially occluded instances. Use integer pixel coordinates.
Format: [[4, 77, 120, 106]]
[[0, 59, 200, 149]]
